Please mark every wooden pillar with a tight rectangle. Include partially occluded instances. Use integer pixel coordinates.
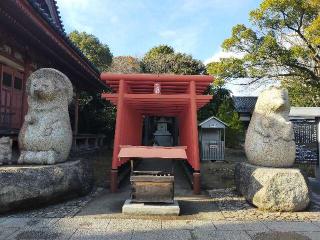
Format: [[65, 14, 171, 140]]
[[110, 79, 125, 192], [190, 80, 201, 194], [21, 58, 32, 126], [74, 90, 79, 135], [71, 90, 79, 152], [316, 117, 320, 180]]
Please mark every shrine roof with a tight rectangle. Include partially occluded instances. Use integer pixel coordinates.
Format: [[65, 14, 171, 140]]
[[101, 73, 213, 94], [29, 0, 64, 32], [101, 73, 214, 116], [27, 0, 101, 77], [0, 0, 105, 91]]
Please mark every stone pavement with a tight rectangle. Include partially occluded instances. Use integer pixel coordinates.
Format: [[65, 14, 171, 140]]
[[0, 185, 319, 240], [0, 216, 320, 240]]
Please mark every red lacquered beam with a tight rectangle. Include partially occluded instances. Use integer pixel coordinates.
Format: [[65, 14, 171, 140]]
[[101, 73, 213, 83]]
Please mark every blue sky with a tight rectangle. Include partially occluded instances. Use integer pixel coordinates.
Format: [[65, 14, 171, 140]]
[[56, 0, 261, 64]]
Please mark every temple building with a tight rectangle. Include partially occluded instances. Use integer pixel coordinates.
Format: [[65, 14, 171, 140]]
[[0, 0, 106, 137]]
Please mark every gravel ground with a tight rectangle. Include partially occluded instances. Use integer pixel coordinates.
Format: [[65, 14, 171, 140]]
[[208, 188, 320, 221]]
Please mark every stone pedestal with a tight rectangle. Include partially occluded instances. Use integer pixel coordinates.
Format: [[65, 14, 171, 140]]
[[235, 162, 310, 212], [122, 199, 180, 216], [0, 159, 93, 213]]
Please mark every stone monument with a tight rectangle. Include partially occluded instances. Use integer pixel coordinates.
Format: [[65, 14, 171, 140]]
[[0, 68, 93, 213], [18, 68, 73, 165], [235, 87, 310, 212], [245, 87, 296, 167], [0, 137, 12, 165]]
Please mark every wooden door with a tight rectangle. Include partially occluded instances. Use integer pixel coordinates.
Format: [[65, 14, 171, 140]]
[[11, 71, 24, 129], [0, 66, 13, 128], [0, 65, 24, 130]]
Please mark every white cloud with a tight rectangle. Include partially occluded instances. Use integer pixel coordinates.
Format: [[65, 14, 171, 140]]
[[180, 0, 249, 12], [157, 26, 205, 57], [204, 48, 245, 65], [56, 0, 97, 33]]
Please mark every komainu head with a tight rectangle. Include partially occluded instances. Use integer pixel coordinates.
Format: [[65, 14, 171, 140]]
[[254, 86, 290, 116], [26, 68, 73, 104]]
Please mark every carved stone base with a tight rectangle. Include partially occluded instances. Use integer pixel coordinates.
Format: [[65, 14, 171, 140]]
[[0, 159, 93, 213], [235, 162, 310, 212]]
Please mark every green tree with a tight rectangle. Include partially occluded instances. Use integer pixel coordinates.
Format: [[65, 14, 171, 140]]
[[142, 45, 205, 74], [217, 99, 244, 148], [144, 45, 174, 59], [69, 31, 115, 140], [69, 31, 113, 71], [207, 0, 320, 106], [282, 77, 320, 106], [78, 92, 116, 136], [197, 86, 232, 122], [108, 56, 142, 73]]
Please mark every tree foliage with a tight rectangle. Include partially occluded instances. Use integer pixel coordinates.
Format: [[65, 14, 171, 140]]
[[144, 45, 175, 59], [198, 87, 232, 122], [108, 56, 142, 73], [69, 31, 113, 71], [142, 45, 205, 74], [207, 0, 320, 106], [282, 76, 320, 106], [217, 99, 244, 148], [69, 31, 115, 140], [78, 92, 116, 136]]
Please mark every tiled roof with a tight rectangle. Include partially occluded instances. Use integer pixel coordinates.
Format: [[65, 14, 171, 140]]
[[290, 107, 320, 118], [198, 116, 228, 128], [233, 96, 257, 113], [29, 0, 64, 32], [27, 0, 100, 76]]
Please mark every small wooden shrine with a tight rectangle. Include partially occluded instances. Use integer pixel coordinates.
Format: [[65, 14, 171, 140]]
[[101, 73, 213, 194]]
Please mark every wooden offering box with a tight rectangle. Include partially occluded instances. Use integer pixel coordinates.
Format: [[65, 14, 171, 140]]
[[130, 171, 174, 204]]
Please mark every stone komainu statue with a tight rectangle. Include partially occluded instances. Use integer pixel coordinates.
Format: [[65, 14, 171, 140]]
[[18, 68, 73, 165], [245, 87, 296, 167]]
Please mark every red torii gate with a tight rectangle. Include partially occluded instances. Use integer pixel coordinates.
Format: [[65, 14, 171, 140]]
[[101, 73, 213, 194]]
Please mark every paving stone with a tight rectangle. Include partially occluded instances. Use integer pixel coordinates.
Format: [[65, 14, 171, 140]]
[[297, 231, 320, 240], [161, 220, 215, 230], [54, 217, 110, 229], [161, 229, 192, 240], [193, 229, 252, 240], [213, 220, 269, 231], [107, 219, 161, 232], [265, 221, 320, 232], [7, 227, 76, 240], [70, 228, 132, 240], [0, 227, 20, 240], [310, 221, 320, 228], [249, 231, 314, 240], [131, 231, 163, 240], [0, 217, 8, 223], [0, 217, 59, 229]]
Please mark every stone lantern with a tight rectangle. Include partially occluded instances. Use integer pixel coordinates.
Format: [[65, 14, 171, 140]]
[[153, 117, 173, 146]]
